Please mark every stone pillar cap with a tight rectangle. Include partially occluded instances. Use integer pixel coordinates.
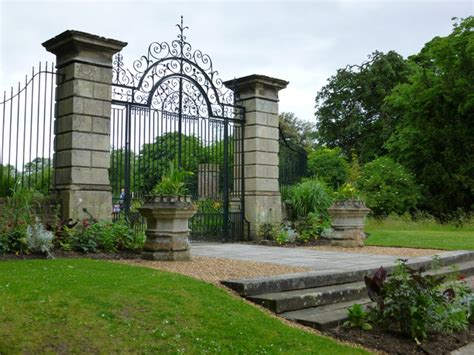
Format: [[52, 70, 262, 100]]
[[42, 30, 127, 67], [224, 74, 289, 92]]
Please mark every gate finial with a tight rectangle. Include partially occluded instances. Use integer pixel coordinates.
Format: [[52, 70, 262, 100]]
[[176, 15, 189, 43]]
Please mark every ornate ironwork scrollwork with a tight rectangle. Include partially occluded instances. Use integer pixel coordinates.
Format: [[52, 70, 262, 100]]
[[112, 16, 239, 119]]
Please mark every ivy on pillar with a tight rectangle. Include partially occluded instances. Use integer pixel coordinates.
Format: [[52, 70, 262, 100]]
[[225, 75, 288, 239], [43, 31, 127, 221]]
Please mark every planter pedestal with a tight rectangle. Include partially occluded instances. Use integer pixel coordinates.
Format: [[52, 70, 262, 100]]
[[326, 200, 370, 248], [138, 195, 196, 261]]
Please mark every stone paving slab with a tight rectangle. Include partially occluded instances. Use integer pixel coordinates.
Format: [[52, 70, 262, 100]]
[[191, 243, 467, 273], [451, 342, 474, 355]]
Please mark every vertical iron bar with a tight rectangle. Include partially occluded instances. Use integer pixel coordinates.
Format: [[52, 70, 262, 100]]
[[240, 110, 246, 240], [111, 108, 115, 202], [132, 106, 136, 199], [22, 75, 28, 188], [15, 82, 20, 185], [178, 78, 183, 169], [28, 66, 35, 190], [223, 117, 229, 241], [8, 86, 13, 190], [35, 62, 42, 188], [1, 91, 5, 194], [42, 63, 48, 191], [124, 104, 131, 214], [48, 63, 54, 193]]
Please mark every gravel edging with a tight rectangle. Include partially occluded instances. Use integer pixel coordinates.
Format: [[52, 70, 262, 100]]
[[115, 256, 311, 285]]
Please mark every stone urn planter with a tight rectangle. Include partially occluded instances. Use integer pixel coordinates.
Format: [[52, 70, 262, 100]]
[[138, 195, 196, 261], [325, 199, 370, 247]]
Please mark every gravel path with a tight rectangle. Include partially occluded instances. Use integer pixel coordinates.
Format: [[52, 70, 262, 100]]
[[115, 245, 441, 285], [116, 256, 310, 285]]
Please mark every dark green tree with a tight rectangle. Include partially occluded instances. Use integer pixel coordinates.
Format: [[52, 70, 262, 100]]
[[385, 17, 474, 217], [315, 51, 411, 162], [22, 158, 53, 194], [137, 132, 209, 196], [0, 165, 16, 197], [109, 148, 136, 198]]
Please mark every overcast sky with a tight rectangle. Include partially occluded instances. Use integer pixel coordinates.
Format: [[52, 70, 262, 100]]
[[0, 0, 472, 122]]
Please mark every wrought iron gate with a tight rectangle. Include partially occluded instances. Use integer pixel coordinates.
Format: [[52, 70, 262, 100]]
[[110, 18, 247, 242]]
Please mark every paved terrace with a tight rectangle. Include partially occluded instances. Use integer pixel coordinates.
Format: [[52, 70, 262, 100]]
[[192, 243, 465, 273]]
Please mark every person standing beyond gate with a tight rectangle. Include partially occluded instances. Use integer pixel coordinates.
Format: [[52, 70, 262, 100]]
[[119, 188, 126, 211]]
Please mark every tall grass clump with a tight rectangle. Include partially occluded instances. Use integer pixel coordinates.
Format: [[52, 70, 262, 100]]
[[288, 179, 333, 219]]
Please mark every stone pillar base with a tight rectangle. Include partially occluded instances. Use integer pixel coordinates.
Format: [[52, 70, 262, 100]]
[[142, 249, 191, 261], [58, 189, 112, 221], [327, 229, 365, 248], [142, 234, 191, 261], [144, 234, 190, 251]]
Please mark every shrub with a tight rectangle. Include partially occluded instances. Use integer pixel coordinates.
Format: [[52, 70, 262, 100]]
[[334, 182, 362, 201], [344, 304, 372, 330], [63, 218, 145, 253], [26, 221, 54, 257], [288, 179, 333, 220], [365, 259, 473, 340], [294, 212, 331, 243], [356, 156, 421, 217], [0, 188, 44, 255], [152, 162, 192, 195], [307, 148, 349, 189]]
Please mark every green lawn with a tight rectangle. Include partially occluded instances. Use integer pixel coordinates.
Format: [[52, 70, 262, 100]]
[[0, 259, 368, 354], [365, 218, 474, 250]]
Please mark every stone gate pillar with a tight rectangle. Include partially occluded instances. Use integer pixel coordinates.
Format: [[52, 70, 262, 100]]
[[43, 31, 127, 221], [225, 75, 288, 239]]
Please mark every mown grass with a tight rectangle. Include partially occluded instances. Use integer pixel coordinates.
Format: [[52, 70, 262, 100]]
[[365, 217, 474, 250], [0, 259, 368, 354]]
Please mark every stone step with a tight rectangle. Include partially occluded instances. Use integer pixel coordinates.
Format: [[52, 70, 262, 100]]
[[427, 259, 474, 279], [280, 262, 474, 331], [222, 251, 474, 296], [281, 298, 373, 331], [248, 259, 474, 314], [247, 281, 367, 313]]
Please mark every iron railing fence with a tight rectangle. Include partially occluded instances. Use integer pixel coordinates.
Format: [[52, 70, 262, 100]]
[[279, 126, 308, 190], [0, 63, 57, 197]]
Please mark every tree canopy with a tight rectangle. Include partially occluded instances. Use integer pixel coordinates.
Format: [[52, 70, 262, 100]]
[[385, 17, 474, 217], [315, 50, 411, 162]]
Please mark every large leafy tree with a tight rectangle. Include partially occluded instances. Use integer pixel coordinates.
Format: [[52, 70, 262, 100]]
[[315, 51, 411, 162], [0, 165, 16, 197], [137, 132, 209, 196], [279, 112, 317, 150], [109, 148, 136, 198], [22, 157, 53, 194], [385, 17, 474, 217]]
